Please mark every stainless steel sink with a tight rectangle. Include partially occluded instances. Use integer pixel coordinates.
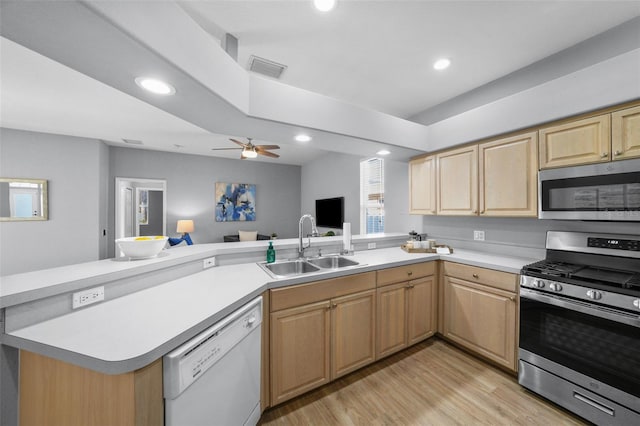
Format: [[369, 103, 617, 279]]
[[259, 255, 360, 279], [260, 260, 320, 278], [307, 256, 359, 269]]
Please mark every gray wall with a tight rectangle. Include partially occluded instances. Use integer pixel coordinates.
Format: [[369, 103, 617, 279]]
[[0, 128, 108, 276], [420, 216, 640, 260], [300, 151, 421, 235], [108, 147, 301, 257], [301, 152, 361, 233]]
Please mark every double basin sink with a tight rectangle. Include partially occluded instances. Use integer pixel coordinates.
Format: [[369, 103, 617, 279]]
[[259, 255, 360, 279]]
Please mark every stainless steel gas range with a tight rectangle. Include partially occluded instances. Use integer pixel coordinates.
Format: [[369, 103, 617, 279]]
[[518, 231, 640, 425]]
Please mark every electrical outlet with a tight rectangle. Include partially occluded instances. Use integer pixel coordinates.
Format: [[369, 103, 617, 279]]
[[368, 242, 376, 249], [72, 286, 105, 309], [203, 257, 216, 269], [473, 230, 485, 241]]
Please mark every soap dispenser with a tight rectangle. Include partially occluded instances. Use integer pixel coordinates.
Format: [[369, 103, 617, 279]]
[[266, 241, 276, 263]]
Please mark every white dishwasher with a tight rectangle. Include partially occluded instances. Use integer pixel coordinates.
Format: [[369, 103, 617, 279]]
[[163, 296, 262, 426]]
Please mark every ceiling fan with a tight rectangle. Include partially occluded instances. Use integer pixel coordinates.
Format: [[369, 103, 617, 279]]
[[211, 138, 280, 159]]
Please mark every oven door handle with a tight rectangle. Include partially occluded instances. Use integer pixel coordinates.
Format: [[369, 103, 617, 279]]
[[520, 288, 640, 327]]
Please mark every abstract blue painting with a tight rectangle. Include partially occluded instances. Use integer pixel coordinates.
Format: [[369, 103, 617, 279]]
[[215, 183, 256, 222]]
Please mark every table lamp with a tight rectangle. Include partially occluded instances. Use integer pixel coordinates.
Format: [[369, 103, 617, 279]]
[[169, 219, 194, 246]]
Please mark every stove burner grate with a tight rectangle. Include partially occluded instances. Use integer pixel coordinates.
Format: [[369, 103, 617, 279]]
[[522, 260, 585, 278]]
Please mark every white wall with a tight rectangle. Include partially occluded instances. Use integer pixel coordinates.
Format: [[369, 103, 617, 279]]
[[0, 128, 107, 276]]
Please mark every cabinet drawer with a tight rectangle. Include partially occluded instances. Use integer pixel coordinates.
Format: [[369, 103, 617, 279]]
[[443, 262, 517, 293], [270, 272, 375, 312], [377, 262, 435, 287]]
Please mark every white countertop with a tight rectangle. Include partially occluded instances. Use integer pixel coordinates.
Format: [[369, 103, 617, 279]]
[[1, 245, 537, 375]]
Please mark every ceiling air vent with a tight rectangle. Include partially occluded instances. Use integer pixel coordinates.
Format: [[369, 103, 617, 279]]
[[122, 139, 144, 145], [248, 55, 287, 79]]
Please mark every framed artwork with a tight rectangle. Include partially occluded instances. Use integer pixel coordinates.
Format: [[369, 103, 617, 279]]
[[215, 183, 256, 222]]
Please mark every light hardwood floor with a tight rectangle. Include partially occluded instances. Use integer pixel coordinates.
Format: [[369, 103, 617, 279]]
[[259, 338, 588, 425]]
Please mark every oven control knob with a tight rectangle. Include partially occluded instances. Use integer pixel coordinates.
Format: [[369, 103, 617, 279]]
[[633, 299, 640, 310], [549, 283, 562, 292], [533, 279, 545, 289], [586, 290, 602, 300]]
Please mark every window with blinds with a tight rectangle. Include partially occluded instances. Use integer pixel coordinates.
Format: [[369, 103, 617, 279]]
[[360, 157, 384, 234]]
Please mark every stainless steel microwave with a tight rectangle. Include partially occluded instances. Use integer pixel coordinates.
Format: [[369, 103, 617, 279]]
[[538, 158, 640, 221]]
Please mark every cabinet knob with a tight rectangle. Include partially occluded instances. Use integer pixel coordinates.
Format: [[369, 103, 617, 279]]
[[509, 296, 516, 302], [407, 284, 415, 289], [407, 271, 413, 276], [601, 152, 608, 158], [615, 150, 622, 156], [331, 303, 337, 309], [472, 273, 479, 279]]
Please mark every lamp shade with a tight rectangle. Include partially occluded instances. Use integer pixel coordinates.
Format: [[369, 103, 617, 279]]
[[176, 219, 194, 233]]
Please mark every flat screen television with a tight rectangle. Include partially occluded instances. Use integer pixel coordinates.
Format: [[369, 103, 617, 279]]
[[315, 197, 344, 229]]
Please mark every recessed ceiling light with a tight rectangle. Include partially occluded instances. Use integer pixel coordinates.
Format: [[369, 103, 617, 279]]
[[313, 0, 336, 12], [377, 149, 391, 156], [295, 134, 312, 142], [135, 77, 176, 95], [433, 58, 451, 71]]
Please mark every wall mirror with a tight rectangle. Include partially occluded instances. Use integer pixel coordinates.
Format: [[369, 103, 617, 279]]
[[115, 177, 166, 241], [0, 178, 48, 221]]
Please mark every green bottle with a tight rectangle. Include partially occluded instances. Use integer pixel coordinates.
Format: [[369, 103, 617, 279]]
[[266, 241, 276, 263]]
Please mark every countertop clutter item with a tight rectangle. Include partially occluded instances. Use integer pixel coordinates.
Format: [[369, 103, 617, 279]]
[[115, 236, 168, 259], [401, 243, 453, 254], [266, 241, 276, 263]]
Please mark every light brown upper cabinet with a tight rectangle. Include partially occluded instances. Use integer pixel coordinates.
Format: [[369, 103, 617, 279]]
[[437, 145, 478, 216], [539, 114, 611, 169], [612, 105, 640, 161], [409, 155, 436, 215], [479, 132, 538, 217]]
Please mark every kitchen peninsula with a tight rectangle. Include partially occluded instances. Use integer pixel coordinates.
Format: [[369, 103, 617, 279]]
[[1, 234, 537, 425]]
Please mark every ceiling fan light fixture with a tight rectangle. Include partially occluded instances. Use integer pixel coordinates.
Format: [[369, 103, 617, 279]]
[[313, 0, 336, 12], [135, 77, 176, 95], [242, 147, 258, 158], [295, 134, 312, 142]]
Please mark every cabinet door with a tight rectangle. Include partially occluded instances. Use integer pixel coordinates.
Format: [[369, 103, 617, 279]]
[[407, 276, 437, 345], [539, 114, 611, 169], [437, 145, 478, 215], [19, 352, 162, 426], [331, 290, 376, 379], [612, 105, 640, 161], [270, 300, 331, 405], [409, 156, 436, 215], [443, 276, 517, 371], [479, 132, 538, 217], [376, 282, 407, 359]]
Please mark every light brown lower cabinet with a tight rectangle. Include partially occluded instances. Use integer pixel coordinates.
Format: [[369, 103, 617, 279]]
[[377, 276, 437, 359], [269, 272, 376, 406], [19, 351, 163, 426], [442, 262, 518, 372]]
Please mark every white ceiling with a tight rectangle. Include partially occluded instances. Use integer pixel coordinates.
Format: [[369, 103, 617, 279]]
[[1, 1, 639, 166], [180, 0, 640, 118]]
